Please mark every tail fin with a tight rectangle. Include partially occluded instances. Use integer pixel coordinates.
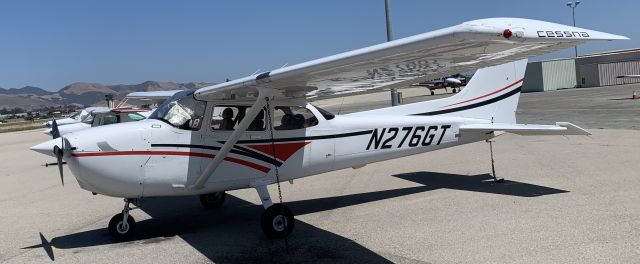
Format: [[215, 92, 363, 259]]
[[354, 59, 527, 124]]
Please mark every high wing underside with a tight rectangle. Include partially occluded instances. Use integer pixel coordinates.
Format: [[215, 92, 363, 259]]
[[121, 90, 182, 106], [194, 18, 627, 102]]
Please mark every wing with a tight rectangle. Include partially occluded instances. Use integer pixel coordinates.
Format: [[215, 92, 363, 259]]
[[194, 18, 627, 102], [122, 90, 182, 106], [460, 122, 591, 136]]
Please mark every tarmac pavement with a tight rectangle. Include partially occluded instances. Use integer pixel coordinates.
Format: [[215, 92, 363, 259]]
[[1, 84, 639, 263]]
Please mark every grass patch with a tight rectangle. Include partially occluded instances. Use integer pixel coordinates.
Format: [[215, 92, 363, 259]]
[[0, 122, 43, 133]]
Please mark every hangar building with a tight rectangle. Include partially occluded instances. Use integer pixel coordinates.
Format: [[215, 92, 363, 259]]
[[575, 48, 640, 87], [522, 58, 576, 92], [521, 48, 640, 93]]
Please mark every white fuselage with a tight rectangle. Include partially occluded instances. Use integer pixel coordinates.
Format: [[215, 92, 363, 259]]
[[52, 104, 490, 198]]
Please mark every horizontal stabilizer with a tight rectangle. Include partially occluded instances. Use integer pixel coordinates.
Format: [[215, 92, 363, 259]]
[[460, 122, 591, 136]]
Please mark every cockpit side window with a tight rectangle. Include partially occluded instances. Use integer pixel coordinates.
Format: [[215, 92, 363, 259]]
[[103, 113, 119, 125], [211, 106, 265, 131], [149, 90, 206, 131], [272, 106, 318, 130]]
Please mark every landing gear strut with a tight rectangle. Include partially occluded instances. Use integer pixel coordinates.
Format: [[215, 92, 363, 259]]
[[199, 191, 226, 208], [487, 139, 504, 183], [255, 185, 294, 239], [108, 198, 137, 240]]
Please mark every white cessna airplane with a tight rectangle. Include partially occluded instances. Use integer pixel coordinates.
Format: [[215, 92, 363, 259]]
[[31, 18, 627, 240]]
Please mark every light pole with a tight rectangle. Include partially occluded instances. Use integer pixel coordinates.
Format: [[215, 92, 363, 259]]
[[567, 1, 580, 57], [385, 0, 399, 106]]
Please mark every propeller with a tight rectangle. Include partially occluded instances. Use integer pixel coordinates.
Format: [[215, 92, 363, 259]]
[[51, 118, 60, 139], [53, 145, 64, 186], [51, 118, 64, 186]]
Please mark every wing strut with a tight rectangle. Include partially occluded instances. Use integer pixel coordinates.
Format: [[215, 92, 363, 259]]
[[189, 89, 271, 190]]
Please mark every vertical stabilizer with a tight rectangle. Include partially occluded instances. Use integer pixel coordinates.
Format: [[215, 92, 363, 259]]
[[352, 59, 528, 124]]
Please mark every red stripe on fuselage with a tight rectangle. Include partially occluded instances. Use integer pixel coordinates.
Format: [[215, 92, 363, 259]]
[[71, 151, 271, 173], [245, 141, 310, 161], [441, 79, 523, 108]]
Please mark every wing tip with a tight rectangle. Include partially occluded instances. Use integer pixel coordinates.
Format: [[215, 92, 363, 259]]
[[459, 17, 629, 41]]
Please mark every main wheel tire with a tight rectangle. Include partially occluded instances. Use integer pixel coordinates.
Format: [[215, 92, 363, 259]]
[[108, 213, 136, 240], [430, 90, 435, 95], [261, 204, 295, 239], [452, 88, 458, 93], [199, 191, 226, 209]]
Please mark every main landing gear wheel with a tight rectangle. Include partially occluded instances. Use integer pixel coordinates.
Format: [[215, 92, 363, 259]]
[[108, 213, 136, 240], [452, 88, 458, 93], [261, 203, 295, 239], [430, 90, 435, 95], [199, 191, 226, 208]]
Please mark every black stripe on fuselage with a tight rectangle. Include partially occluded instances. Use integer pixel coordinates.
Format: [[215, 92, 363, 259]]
[[230, 130, 374, 144], [413, 87, 521, 116], [151, 143, 283, 167], [151, 130, 373, 166], [154, 130, 372, 147]]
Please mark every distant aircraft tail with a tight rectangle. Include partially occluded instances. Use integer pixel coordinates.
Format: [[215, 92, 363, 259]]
[[353, 59, 527, 124]]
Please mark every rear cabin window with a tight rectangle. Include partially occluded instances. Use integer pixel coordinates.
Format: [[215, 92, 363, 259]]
[[211, 106, 265, 131], [127, 113, 146, 121], [273, 106, 318, 130]]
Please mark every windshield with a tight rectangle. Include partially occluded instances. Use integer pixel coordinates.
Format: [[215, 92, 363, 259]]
[[69, 112, 81, 119], [81, 113, 95, 124], [149, 90, 205, 130]]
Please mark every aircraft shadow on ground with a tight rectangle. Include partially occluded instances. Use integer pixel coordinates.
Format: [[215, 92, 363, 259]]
[[393, 172, 569, 197], [31, 171, 567, 262]]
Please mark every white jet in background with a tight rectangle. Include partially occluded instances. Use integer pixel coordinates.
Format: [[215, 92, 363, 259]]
[[42, 107, 109, 128], [31, 18, 627, 240], [45, 90, 181, 136]]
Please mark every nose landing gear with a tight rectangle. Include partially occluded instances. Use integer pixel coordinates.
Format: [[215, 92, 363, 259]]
[[108, 198, 137, 240]]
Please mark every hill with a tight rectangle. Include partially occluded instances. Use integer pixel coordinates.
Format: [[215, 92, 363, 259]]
[[0, 81, 211, 110], [0, 86, 54, 96]]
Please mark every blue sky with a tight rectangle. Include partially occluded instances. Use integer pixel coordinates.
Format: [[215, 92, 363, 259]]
[[0, 0, 636, 91]]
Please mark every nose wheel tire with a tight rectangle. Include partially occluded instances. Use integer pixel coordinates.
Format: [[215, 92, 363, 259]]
[[108, 213, 136, 240], [261, 203, 295, 239], [199, 191, 226, 208]]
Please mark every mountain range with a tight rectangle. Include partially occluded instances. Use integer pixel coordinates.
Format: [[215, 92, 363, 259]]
[[0, 81, 212, 110]]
